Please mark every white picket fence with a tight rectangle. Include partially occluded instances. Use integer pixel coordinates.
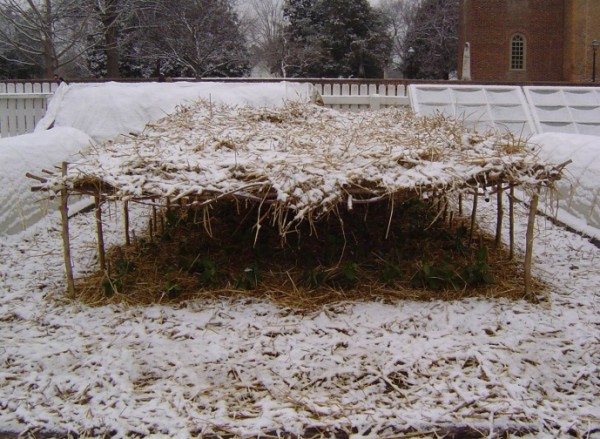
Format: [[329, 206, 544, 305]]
[[0, 81, 57, 138], [312, 82, 409, 110]]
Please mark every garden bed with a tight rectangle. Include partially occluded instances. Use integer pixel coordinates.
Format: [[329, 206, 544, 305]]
[[73, 197, 541, 307], [31, 101, 565, 302]]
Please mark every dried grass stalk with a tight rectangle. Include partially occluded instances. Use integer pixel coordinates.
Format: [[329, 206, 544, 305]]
[[60, 162, 75, 296]]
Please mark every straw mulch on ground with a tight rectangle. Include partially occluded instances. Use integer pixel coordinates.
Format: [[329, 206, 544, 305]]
[[73, 197, 541, 308]]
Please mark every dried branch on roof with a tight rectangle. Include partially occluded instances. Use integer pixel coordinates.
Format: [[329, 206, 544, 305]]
[[38, 100, 564, 233]]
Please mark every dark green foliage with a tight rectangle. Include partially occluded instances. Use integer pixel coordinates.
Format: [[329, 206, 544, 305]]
[[462, 247, 495, 286], [115, 257, 136, 277], [195, 258, 218, 286], [102, 256, 136, 297], [283, 0, 391, 77], [381, 261, 403, 285], [305, 267, 328, 288], [412, 258, 461, 291], [338, 262, 359, 288], [411, 247, 496, 291], [235, 263, 260, 290], [102, 278, 122, 297], [165, 280, 182, 299], [91, 197, 505, 304]]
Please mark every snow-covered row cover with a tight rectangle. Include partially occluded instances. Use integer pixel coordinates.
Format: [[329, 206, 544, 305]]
[[36, 81, 315, 143], [44, 101, 562, 231], [532, 132, 600, 233], [0, 127, 93, 235]]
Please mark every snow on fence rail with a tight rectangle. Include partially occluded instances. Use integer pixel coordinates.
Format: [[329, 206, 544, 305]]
[[0, 81, 57, 138]]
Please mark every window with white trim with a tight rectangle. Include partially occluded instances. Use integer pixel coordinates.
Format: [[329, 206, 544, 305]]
[[510, 34, 526, 70]]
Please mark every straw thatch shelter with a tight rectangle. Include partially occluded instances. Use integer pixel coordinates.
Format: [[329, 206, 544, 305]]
[[31, 100, 567, 303]]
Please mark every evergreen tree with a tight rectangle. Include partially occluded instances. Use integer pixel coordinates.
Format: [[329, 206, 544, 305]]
[[283, 0, 321, 76], [283, 0, 391, 78], [316, 0, 390, 77]]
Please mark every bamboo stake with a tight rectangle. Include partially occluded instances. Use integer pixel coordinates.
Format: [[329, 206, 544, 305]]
[[509, 187, 515, 260], [148, 217, 154, 243], [441, 196, 448, 223], [524, 188, 540, 297], [123, 200, 130, 246], [152, 202, 158, 236], [458, 194, 463, 216], [469, 190, 478, 243], [385, 195, 395, 239], [60, 162, 75, 296], [495, 182, 504, 248], [94, 191, 107, 272]]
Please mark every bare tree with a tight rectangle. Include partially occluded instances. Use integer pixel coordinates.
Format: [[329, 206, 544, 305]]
[[132, 0, 249, 78], [402, 0, 458, 79], [0, 0, 95, 78], [246, 0, 287, 76], [378, 0, 420, 73]]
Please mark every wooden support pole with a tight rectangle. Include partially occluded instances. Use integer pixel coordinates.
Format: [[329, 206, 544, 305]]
[[495, 182, 504, 248], [152, 202, 158, 236], [509, 187, 515, 260], [469, 190, 478, 243], [524, 189, 540, 298], [148, 216, 154, 243], [458, 194, 463, 217], [94, 191, 107, 272], [60, 162, 75, 296], [123, 200, 130, 246], [442, 196, 448, 223]]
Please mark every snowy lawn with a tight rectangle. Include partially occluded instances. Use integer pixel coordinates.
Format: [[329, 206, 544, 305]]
[[0, 184, 598, 438], [0, 82, 599, 438]]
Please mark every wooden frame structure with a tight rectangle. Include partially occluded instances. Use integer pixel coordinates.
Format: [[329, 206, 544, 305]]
[[31, 101, 568, 298]]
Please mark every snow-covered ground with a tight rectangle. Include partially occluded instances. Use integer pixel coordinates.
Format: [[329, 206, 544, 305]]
[[0, 82, 599, 438]]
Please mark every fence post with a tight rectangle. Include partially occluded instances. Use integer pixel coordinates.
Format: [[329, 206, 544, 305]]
[[369, 94, 381, 110]]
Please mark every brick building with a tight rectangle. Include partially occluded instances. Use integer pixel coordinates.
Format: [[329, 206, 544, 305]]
[[458, 0, 600, 82]]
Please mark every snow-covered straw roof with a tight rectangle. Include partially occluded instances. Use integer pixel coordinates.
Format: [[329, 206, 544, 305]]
[[42, 101, 563, 231]]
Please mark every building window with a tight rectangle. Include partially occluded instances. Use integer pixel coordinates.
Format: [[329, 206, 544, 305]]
[[510, 34, 526, 70]]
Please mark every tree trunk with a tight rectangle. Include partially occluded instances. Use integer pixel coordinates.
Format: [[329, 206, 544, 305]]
[[42, 0, 56, 78], [103, 0, 120, 78]]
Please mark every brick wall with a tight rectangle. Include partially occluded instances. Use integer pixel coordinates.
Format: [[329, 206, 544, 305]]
[[459, 0, 566, 81], [564, 0, 600, 82]]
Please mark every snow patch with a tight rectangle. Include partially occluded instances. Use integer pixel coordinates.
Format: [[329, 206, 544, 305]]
[[0, 127, 93, 235]]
